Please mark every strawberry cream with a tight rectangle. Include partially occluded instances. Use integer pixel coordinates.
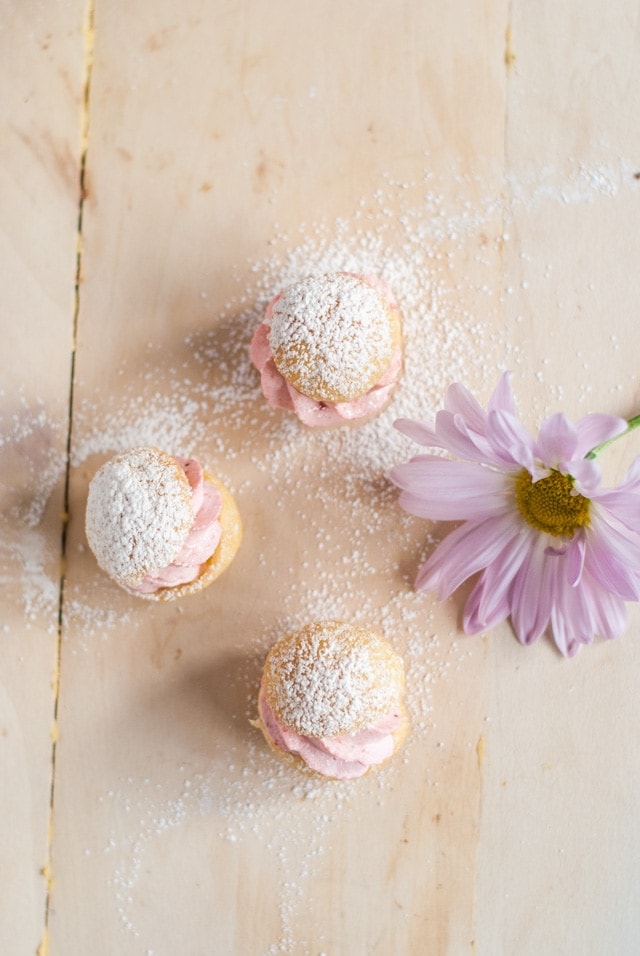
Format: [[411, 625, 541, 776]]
[[128, 457, 222, 594]]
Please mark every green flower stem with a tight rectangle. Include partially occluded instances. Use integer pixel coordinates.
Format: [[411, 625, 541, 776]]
[[586, 413, 640, 460]]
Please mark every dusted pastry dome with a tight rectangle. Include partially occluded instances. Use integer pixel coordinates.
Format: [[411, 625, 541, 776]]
[[269, 272, 400, 403], [250, 272, 402, 427], [85, 446, 241, 600], [254, 621, 408, 779]]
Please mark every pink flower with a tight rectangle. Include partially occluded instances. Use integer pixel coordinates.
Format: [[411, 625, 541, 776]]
[[390, 373, 640, 656]]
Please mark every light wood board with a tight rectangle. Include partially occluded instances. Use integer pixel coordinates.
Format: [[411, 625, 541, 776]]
[[2, 2, 640, 954]]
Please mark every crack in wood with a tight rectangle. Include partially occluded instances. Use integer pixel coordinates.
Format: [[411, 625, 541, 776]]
[[39, 2, 96, 950]]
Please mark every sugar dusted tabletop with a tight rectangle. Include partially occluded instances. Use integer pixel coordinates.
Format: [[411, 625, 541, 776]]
[[2, 2, 640, 953]]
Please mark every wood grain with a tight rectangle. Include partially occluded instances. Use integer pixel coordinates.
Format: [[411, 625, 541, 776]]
[[0, 1, 85, 953], [2, 2, 640, 954], [476, 5, 640, 953]]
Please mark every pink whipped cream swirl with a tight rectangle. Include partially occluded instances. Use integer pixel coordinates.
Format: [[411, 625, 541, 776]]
[[258, 683, 402, 779], [128, 457, 222, 594], [250, 273, 402, 427]]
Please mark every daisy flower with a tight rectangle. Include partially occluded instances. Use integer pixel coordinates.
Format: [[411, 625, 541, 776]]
[[390, 372, 640, 656]]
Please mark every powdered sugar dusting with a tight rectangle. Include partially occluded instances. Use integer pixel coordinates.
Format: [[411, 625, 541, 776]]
[[4, 156, 635, 635], [0, 528, 60, 627], [0, 397, 66, 528], [85, 447, 193, 586], [0, 397, 66, 630], [269, 273, 396, 402], [264, 622, 404, 737], [3, 154, 637, 950], [71, 169, 504, 945]]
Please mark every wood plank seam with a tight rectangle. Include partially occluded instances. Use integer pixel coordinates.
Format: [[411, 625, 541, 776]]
[[38, 3, 96, 953]]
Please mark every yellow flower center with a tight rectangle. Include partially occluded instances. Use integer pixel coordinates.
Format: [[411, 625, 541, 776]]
[[515, 469, 590, 537]]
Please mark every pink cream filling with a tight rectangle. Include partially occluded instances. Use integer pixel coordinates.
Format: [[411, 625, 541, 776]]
[[128, 457, 222, 594], [250, 272, 402, 427], [258, 683, 402, 780]]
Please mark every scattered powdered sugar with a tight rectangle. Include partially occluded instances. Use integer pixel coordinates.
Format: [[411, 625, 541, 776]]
[[0, 397, 66, 630], [87, 604, 472, 950], [70, 389, 220, 468], [3, 153, 635, 636], [3, 154, 638, 950], [505, 153, 640, 209], [0, 527, 60, 627], [67, 155, 636, 947], [0, 396, 67, 529], [98, 757, 361, 948], [63, 588, 133, 642]]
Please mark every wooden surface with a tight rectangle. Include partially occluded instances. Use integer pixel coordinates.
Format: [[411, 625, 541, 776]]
[[2, 2, 640, 953]]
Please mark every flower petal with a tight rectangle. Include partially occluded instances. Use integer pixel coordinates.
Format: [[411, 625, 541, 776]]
[[565, 534, 585, 587], [390, 459, 513, 520], [444, 382, 488, 433], [583, 578, 628, 640], [566, 458, 602, 495], [485, 409, 536, 470], [433, 410, 494, 462], [462, 531, 532, 633], [622, 454, 640, 489], [534, 413, 578, 467], [463, 573, 511, 634], [549, 581, 590, 656], [416, 512, 521, 597], [488, 371, 518, 418], [592, 488, 640, 532], [552, 562, 628, 653], [583, 513, 640, 600], [394, 417, 441, 448], [510, 538, 557, 646], [574, 413, 628, 458]]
